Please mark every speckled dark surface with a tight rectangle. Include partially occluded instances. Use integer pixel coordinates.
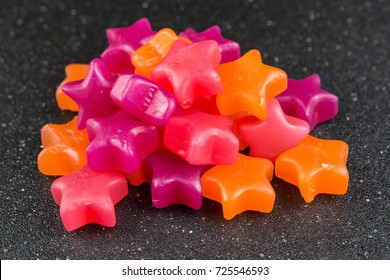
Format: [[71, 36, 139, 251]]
[[0, 0, 389, 260]]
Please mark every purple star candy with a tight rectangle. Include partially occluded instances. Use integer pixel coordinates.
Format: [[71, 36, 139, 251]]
[[110, 74, 179, 126], [276, 74, 339, 131], [180, 25, 240, 63], [62, 58, 120, 130], [102, 18, 156, 74], [143, 150, 209, 210], [86, 110, 159, 173]]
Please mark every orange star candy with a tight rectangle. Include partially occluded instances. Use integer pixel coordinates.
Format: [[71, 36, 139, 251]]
[[132, 28, 191, 79], [201, 153, 275, 220], [56, 64, 89, 111], [217, 49, 287, 120], [275, 135, 349, 203], [126, 168, 146, 186], [38, 116, 90, 176]]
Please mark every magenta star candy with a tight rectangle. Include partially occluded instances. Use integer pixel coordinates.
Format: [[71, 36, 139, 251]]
[[143, 150, 209, 209], [180, 25, 240, 63], [276, 74, 339, 131], [110, 74, 178, 126], [152, 40, 222, 109], [86, 110, 159, 173], [236, 99, 310, 162], [164, 110, 239, 165], [102, 18, 155, 74], [62, 58, 120, 129], [51, 165, 128, 231]]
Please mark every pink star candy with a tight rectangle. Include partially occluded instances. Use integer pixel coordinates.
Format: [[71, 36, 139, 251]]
[[236, 99, 310, 162], [51, 165, 128, 231], [180, 25, 240, 63], [164, 110, 239, 165], [276, 74, 339, 131], [62, 58, 120, 129], [86, 110, 159, 173], [151, 40, 222, 109], [102, 18, 155, 74]]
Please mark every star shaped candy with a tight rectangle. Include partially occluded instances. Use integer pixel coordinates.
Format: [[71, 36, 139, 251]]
[[132, 28, 191, 79], [201, 153, 275, 220], [62, 58, 120, 130], [164, 110, 239, 165], [38, 116, 89, 176], [180, 25, 240, 63], [102, 18, 155, 74], [236, 98, 310, 162], [56, 63, 89, 111], [275, 135, 349, 203], [51, 165, 128, 231], [276, 74, 339, 131], [217, 49, 287, 120], [86, 110, 159, 173], [151, 40, 222, 109], [143, 150, 209, 209]]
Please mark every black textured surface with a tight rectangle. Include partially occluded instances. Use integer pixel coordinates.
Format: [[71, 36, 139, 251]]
[[0, 0, 389, 260]]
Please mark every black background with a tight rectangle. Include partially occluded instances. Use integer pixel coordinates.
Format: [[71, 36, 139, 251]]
[[0, 0, 389, 260]]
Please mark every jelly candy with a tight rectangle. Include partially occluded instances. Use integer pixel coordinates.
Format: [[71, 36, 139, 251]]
[[56, 64, 89, 112], [276, 74, 338, 131], [102, 17, 155, 74], [62, 58, 120, 129], [275, 135, 349, 203], [143, 150, 209, 210], [180, 25, 240, 63], [236, 98, 310, 162], [217, 49, 287, 120], [152, 40, 222, 108], [132, 28, 190, 79], [201, 153, 275, 220], [38, 116, 89, 176], [51, 165, 128, 231], [164, 110, 239, 165], [86, 110, 159, 173], [110, 74, 178, 126]]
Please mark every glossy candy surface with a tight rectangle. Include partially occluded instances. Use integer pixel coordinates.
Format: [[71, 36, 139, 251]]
[[275, 135, 349, 203], [217, 50, 287, 120], [51, 165, 128, 231], [143, 150, 209, 209], [102, 18, 155, 74], [236, 99, 310, 162], [86, 110, 159, 173], [152, 40, 222, 108], [276, 74, 339, 131], [38, 116, 89, 176], [62, 58, 120, 129], [164, 110, 239, 165], [180, 25, 240, 63], [110, 74, 178, 126], [202, 153, 275, 220], [56, 64, 89, 111]]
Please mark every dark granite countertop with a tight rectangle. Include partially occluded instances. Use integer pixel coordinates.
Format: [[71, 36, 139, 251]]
[[0, 0, 389, 259]]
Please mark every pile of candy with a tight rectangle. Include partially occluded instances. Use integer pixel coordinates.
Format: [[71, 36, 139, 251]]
[[38, 18, 349, 231]]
